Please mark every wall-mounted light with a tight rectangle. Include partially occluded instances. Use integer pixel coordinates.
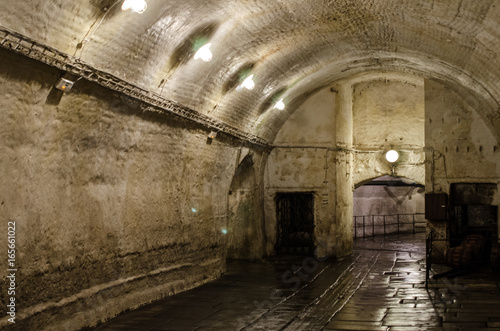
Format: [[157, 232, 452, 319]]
[[208, 131, 218, 140], [194, 43, 212, 62], [237, 74, 255, 91], [54, 77, 75, 92], [121, 0, 147, 14], [54, 73, 81, 92], [273, 98, 285, 110], [206, 131, 218, 145], [385, 150, 399, 163]]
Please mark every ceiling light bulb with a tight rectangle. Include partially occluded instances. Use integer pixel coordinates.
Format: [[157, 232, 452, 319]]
[[121, 0, 147, 13], [194, 43, 212, 62], [385, 150, 399, 163], [274, 98, 285, 110], [239, 74, 255, 90]]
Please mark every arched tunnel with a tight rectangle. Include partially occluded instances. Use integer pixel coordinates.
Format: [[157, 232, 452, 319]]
[[1, 1, 500, 330]]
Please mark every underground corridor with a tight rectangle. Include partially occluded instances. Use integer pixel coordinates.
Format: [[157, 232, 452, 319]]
[[92, 179, 500, 330], [91, 232, 500, 331], [1, 1, 500, 330]]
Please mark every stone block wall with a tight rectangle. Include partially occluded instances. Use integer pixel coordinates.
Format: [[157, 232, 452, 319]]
[[425, 79, 500, 257], [265, 73, 426, 259]]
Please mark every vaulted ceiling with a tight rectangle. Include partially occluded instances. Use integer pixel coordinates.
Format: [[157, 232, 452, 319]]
[[1, 0, 499, 143]]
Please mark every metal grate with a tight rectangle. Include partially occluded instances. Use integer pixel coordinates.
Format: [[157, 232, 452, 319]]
[[275, 193, 315, 255], [353, 213, 426, 239]]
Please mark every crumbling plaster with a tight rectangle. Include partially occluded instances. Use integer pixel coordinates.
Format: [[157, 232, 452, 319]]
[[266, 72, 500, 261], [0, 1, 500, 330], [425, 79, 500, 246], [351, 74, 425, 185], [265, 73, 425, 259], [0, 49, 248, 330]]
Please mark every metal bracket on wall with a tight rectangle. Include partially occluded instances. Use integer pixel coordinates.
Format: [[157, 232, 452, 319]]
[[0, 25, 271, 149]]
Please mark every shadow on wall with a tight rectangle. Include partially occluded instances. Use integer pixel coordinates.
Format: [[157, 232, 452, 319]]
[[353, 176, 425, 238], [227, 152, 260, 259]]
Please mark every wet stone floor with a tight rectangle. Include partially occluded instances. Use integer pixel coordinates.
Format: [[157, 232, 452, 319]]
[[92, 233, 500, 331]]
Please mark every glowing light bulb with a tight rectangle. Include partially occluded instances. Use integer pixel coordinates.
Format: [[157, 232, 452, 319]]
[[274, 98, 285, 110], [121, 0, 147, 13], [221, 229, 228, 235], [194, 43, 212, 62], [237, 74, 255, 91], [385, 150, 399, 163]]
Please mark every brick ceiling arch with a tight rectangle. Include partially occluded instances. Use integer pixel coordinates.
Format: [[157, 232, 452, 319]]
[[0, 0, 498, 144]]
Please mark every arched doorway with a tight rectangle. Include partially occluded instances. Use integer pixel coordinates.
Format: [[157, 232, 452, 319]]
[[353, 175, 426, 239]]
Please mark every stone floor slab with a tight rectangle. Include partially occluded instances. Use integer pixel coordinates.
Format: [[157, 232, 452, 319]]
[[91, 233, 500, 331]]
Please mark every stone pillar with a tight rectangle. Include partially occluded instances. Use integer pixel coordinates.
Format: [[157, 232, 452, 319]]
[[227, 148, 269, 259], [334, 82, 354, 257], [316, 83, 354, 258]]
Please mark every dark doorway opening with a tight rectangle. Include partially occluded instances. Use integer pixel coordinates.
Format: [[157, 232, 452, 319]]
[[275, 192, 315, 255]]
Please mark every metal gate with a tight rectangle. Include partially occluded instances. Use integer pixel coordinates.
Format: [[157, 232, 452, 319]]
[[275, 193, 315, 255]]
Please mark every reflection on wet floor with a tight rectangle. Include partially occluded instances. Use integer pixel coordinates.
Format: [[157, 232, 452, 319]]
[[92, 233, 500, 330]]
